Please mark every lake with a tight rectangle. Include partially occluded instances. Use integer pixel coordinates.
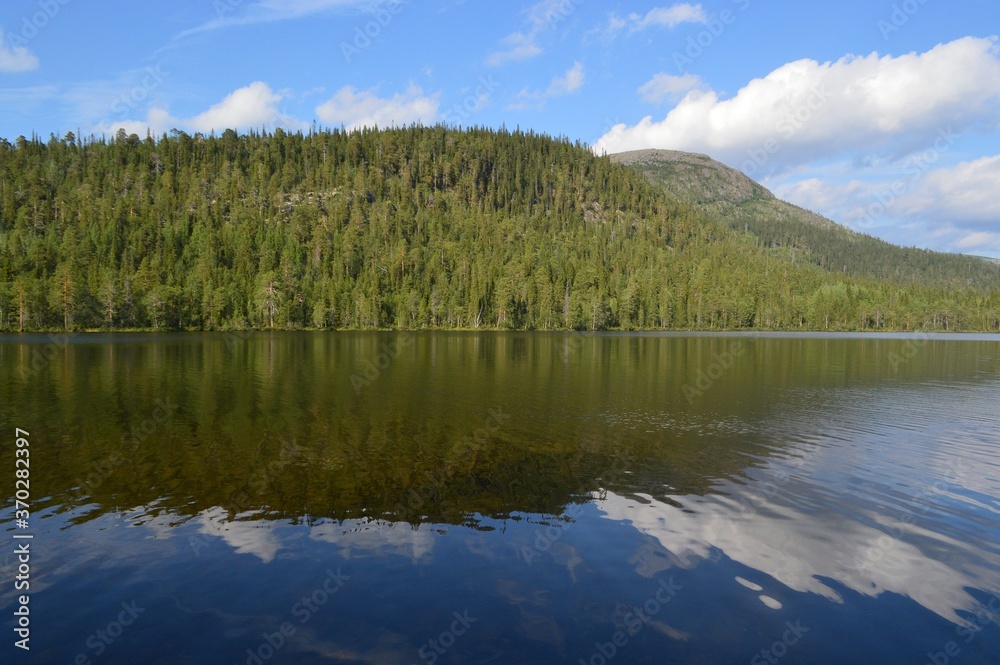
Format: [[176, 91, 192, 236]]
[[2, 332, 999, 665]]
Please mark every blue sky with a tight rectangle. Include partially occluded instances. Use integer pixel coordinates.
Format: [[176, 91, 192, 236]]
[[2, 0, 999, 257]]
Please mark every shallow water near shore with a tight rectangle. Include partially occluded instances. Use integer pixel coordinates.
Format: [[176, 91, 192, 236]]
[[2, 331, 1000, 664]]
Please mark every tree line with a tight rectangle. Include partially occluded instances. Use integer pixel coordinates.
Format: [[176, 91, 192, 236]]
[[1, 125, 998, 332]]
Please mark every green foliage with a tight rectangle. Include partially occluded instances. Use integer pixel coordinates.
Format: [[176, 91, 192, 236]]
[[1, 127, 998, 331]]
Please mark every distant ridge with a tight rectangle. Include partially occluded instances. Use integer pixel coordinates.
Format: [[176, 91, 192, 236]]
[[611, 149, 1000, 289], [610, 149, 773, 205]]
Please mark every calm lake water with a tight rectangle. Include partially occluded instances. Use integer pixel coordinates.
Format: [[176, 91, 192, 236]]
[[2, 332, 1000, 665]]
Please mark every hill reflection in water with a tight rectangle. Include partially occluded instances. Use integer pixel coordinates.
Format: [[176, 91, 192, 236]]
[[2, 332, 999, 664]]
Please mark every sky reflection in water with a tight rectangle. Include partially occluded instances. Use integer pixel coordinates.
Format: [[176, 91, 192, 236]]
[[1, 332, 999, 664]]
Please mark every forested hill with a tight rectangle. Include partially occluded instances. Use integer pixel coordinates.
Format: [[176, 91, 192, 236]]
[[612, 149, 1000, 290], [0, 126, 998, 332]]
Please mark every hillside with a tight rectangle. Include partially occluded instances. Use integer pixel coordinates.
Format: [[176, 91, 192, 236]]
[[611, 149, 1000, 289], [0, 127, 998, 332]]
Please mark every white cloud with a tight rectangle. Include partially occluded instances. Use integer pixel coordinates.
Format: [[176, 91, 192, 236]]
[[899, 154, 1000, 223], [509, 61, 585, 110], [315, 84, 439, 129], [196, 507, 281, 563], [255, 0, 375, 13], [0, 85, 58, 112], [638, 72, 704, 103], [92, 80, 438, 139], [176, 0, 386, 38], [0, 29, 39, 72], [891, 224, 1000, 258], [597, 488, 987, 626], [604, 14, 627, 36], [776, 154, 1000, 233], [953, 230, 1000, 255], [102, 109, 174, 138], [772, 154, 1000, 257], [486, 0, 582, 66], [548, 60, 584, 95], [99, 81, 305, 136], [594, 37, 1000, 176], [598, 3, 706, 39], [486, 32, 543, 67], [631, 3, 707, 29], [888, 154, 1000, 256], [309, 519, 436, 562], [524, 0, 581, 30], [774, 177, 873, 225], [187, 81, 285, 133]]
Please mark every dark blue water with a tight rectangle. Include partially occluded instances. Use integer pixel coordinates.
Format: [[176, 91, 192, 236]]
[[2, 332, 999, 664]]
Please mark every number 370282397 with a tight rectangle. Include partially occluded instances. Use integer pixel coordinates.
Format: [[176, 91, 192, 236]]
[[15, 428, 30, 519]]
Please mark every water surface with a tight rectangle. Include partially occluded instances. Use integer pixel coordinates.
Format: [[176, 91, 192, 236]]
[[2, 332, 999, 664]]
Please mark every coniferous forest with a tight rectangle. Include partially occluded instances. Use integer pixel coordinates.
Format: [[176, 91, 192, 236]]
[[1, 125, 998, 332]]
